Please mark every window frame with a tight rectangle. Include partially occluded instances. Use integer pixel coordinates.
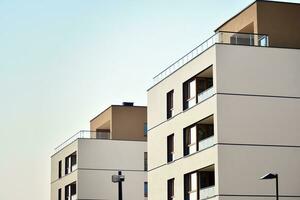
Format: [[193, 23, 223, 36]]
[[167, 90, 174, 119], [167, 178, 175, 200], [144, 152, 148, 171], [65, 152, 77, 175], [58, 188, 61, 200], [167, 134, 175, 163], [58, 160, 62, 178], [182, 65, 213, 111], [144, 182, 148, 197], [183, 115, 214, 156]]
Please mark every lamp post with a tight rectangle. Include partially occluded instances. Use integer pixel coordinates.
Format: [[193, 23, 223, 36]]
[[112, 171, 125, 200], [260, 173, 278, 200]]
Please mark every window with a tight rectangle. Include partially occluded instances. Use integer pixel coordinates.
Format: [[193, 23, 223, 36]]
[[167, 90, 174, 119], [144, 122, 148, 136], [184, 115, 214, 156], [65, 182, 76, 200], [144, 152, 148, 171], [65, 152, 77, 175], [167, 178, 175, 200], [183, 79, 196, 109], [58, 188, 61, 200], [184, 125, 197, 156], [144, 182, 148, 197], [58, 160, 62, 178], [183, 67, 213, 110], [184, 166, 215, 200], [184, 172, 198, 200], [167, 134, 174, 162]]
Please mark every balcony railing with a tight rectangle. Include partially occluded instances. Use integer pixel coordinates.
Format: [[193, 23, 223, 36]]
[[200, 186, 215, 200], [153, 31, 269, 85], [54, 130, 110, 153], [66, 194, 77, 200], [198, 136, 214, 151], [197, 87, 214, 103]]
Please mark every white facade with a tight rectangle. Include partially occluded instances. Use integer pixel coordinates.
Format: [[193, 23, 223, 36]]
[[147, 44, 300, 200], [51, 139, 147, 200]]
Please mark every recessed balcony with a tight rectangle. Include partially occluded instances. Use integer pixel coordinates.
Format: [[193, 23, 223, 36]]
[[184, 165, 215, 200], [184, 115, 214, 156], [183, 66, 214, 110]]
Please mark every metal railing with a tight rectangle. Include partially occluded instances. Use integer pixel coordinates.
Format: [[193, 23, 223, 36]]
[[199, 185, 215, 200], [153, 31, 269, 84], [55, 130, 110, 153]]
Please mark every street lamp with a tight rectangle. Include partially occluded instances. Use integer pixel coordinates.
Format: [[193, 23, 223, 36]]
[[112, 171, 125, 200], [260, 173, 278, 200]]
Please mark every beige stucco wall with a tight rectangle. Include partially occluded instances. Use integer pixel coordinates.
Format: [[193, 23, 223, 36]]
[[218, 145, 300, 198], [148, 96, 217, 170], [147, 46, 217, 130], [51, 139, 147, 200], [216, 44, 300, 97], [78, 170, 146, 200], [148, 47, 218, 200], [148, 44, 300, 200], [215, 44, 300, 145], [77, 139, 147, 200], [214, 44, 300, 198], [148, 147, 218, 200], [78, 139, 146, 170], [51, 141, 78, 200]]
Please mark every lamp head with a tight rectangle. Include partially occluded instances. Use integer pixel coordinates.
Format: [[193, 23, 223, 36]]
[[260, 173, 278, 180]]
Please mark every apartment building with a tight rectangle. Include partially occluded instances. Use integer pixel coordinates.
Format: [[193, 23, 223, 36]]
[[147, 1, 300, 200], [51, 103, 148, 200]]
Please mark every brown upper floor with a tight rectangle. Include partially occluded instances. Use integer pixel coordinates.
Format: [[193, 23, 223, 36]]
[[90, 102, 147, 141], [215, 0, 300, 49]]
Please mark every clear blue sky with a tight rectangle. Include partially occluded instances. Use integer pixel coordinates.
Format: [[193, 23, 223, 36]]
[[1, 0, 299, 199]]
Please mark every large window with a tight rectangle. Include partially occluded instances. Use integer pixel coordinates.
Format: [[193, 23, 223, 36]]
[[65, 152, 77, 175], [167, 90, 174, 119], [65, 182, 76, 200], [167, 134, 174, 162], [58, 160, 62, 178], [144, 182, 148, 197], [184, 166, 215, 200], [184, 125, 197, 155], [183, 66, 213, 110], [184, 172, 198, 200], [184, 116, 214, 156], [167, 178, 175, 200]]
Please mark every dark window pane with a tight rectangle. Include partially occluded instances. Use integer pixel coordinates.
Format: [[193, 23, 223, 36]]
[[167, 134, 174, 162]]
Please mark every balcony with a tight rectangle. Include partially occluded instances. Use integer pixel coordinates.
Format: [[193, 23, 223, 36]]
[[153, 31, 269, 85], [184, 165, 215, 200], [55, 130, 110, 153], [183, 66, 213, 110], [184, 115, 214, 156]]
